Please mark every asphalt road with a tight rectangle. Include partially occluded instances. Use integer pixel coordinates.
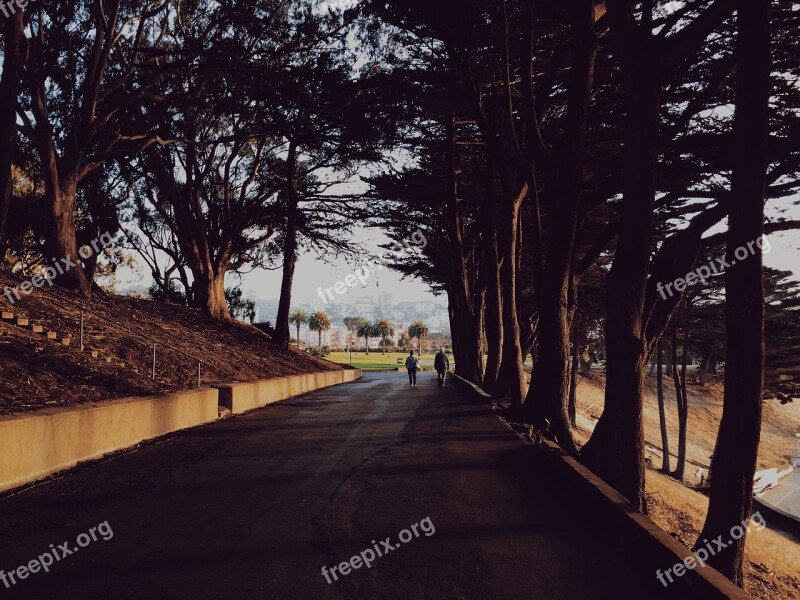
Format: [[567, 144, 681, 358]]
[[0, 372, 678, 599]]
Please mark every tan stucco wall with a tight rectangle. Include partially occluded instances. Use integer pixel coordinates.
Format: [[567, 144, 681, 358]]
[[0, 369, 363, 493], [216, 369, 363, 414], [0, 388, 219, 493]]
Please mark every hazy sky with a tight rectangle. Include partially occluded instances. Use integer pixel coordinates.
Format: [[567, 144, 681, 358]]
[[236, 225, 438, 303], [233, 221, 799, 304], [116, 204, 799, 304]]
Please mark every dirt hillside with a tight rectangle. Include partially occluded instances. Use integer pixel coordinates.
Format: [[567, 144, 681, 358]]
[[571, 370, 800, 600], [0, 270, 341, 415]]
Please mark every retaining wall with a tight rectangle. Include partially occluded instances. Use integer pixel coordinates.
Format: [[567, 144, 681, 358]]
[[216, 369, 363, 414], [0, 388, 219, 493], [0, 368, 363, 493]]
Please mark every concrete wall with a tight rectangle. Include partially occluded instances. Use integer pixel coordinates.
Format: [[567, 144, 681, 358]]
[[0, 388, 219, 493], [216, 369, 363, 414], [0, 369, 363, 493]]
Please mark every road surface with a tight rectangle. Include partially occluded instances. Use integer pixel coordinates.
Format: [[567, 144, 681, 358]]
[[0, 372, 679, 599]]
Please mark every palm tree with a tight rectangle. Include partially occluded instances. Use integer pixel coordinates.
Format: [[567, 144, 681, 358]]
[[408, 321, 429, 352], [288, 309, 307, 347], [356, 320, 374, 354], [375, 318, 394, 355], [308, 311, 331, 349]]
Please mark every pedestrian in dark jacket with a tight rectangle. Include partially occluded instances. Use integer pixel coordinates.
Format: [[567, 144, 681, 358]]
[[434, 348, 450, 387], [405, 350, 420, 387]]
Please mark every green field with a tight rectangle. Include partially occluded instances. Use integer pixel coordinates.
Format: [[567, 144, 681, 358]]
[[327, 351, 537, 370], [327, 351, 450, 370]]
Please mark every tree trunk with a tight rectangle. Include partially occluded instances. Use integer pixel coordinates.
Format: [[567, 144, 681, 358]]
[[665, 339, 673, 373], [700, 343, 717, 385], [524, 286, 577, 451], [443, 116, 485, 385], [708, 344, 718, 374], [695, 0, 770, 585], [450, 288, 484, 384], [521, 0, 594, 453], [47, 180, 93, 295], [672, 327, 689, 481], [193, 266, 230, 320], [274, 144, 298, 350], [568, 339, 580, 428], [656, 340, 671, 474], [578, 2, 660, 511], [479, 152, 502, 393], [495, 184, 526, 412], [482, 257, 503, 392], [0, 10, 23, 253]]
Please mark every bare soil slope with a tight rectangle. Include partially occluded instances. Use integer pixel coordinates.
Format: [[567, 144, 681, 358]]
[[571, 371, 800, 599], [0, 271, 341, 414]]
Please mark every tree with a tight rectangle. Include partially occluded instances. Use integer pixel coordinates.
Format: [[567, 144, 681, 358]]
[[289, 309, 308, 347], [0, 9, 23, 252], [308, 311, 332, 349], [375, 318, 394, 355], [225, 288, 256, 324], [147, 279, 187, 306], [578, 0, 738, 511], [398, 331, 412, 351], [695, 0, 771, 584], [119, 0, 290, 319], [343, 316, 361, 335], [521, 0, 597, 454], [656, 340, 671, 475], [356, 320, 374, 354], [408, 321, 429, 352], [344, 316, 366, 350], [21, 0, 172, 295], [269, 8, 390, 348], [670, 324, 690, 482]]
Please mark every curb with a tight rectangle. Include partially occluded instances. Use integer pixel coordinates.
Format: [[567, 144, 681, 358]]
[[452, 374, 752, 600]]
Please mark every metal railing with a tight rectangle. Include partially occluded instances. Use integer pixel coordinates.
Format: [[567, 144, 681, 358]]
[[1, 270, 206, 387]]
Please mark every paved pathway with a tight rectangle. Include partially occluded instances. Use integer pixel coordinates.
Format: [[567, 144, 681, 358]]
[[0, 372, 680, 599]]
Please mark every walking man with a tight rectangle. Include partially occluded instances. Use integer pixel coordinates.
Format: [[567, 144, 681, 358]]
[[434, 347, 450, 387], [405, 349, 420, 387]]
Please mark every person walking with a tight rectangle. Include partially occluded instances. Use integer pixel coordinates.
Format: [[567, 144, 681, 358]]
[[434, 347, 450, 387], [405, 349, 420, 387]]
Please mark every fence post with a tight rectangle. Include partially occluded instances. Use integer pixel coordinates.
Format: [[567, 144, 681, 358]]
[[152, 343, 156, 380], [80, 310, 84, 352]]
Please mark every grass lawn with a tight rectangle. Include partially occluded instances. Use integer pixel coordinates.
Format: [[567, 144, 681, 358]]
[[327, 351, 451, 370]]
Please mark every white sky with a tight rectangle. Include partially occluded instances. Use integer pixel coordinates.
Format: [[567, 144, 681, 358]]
[[235, 225, 437, 303]]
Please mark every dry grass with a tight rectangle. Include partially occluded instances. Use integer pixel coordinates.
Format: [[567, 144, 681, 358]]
[[571, 372, 800, 599]]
